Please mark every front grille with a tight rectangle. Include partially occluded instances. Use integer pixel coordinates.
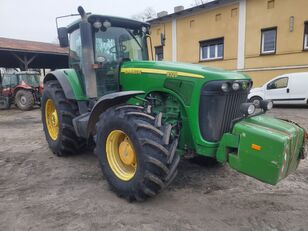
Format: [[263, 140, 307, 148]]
[[219, 92, 248, 137], [199, 81, 251, 142]]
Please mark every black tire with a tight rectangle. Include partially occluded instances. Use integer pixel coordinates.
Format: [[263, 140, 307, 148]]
[[41, 80, 85, 156], [249, 96, 263, 107], [0, 96, 11, 110], [95, 105, 180, 201], [15, 89, 34, 111]]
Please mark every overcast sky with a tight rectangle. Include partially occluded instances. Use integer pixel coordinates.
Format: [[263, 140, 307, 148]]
[[0, 0, 199, 43]]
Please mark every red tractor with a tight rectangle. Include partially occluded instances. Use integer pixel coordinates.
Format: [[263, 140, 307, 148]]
[[0, 71, 43, 110]]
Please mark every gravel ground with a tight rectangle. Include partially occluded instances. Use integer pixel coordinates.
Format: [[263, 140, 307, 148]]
[[0, 106, 307, 231]]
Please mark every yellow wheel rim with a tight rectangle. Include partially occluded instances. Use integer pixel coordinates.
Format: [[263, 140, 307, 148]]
[[106, 130, 137, 181], [45, 99, 59, 141]]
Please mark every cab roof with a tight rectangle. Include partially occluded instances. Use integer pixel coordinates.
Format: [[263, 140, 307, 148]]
[[67, 14, 150, 33]]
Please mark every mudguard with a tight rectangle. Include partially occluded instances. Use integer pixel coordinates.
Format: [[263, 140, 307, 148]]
[[217, 115, 306, 185], [87, 91, 144, 136], [44, 69, 87, 100]]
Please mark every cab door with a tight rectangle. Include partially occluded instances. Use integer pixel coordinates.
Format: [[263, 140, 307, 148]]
[[94, 29, 119, 97], [264, 76, 290, 103], [1, 74, 16, 97]]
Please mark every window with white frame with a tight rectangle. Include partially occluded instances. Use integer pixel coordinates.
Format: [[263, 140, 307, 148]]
[[199, 38, 224, 61], [304, 22, 308, 50], [261, 28, 277, 54]]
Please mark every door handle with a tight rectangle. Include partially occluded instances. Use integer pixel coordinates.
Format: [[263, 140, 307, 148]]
[[286, 88, 290, 93]]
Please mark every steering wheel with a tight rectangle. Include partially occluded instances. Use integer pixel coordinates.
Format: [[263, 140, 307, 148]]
[[109, 45, 127, 54]]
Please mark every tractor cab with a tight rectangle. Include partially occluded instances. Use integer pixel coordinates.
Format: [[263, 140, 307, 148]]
[[1, 72, 40, 90], [17, 72, 41, 88], [61, 13, 150, 98]]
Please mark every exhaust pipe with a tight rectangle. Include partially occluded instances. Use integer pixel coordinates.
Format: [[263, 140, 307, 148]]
[[78, 6, 97, 98]]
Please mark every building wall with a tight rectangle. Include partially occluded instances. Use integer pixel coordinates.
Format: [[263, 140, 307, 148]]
[[243, 67, 308, 87], [149, 0, 308, 87], [150, 21, 173, 61], [176, 2, 239, 70], [244, 0, 308, 86]]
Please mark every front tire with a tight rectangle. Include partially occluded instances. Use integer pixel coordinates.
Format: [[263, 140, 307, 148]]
[[41, 80, 85, 156], [15, 90, 34, 111], [95, 105, 180, 201]]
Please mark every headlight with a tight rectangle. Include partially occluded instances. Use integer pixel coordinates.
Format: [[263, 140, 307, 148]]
[[221, 83, 230, 92], [142, 26, 147, 33], [260, 100, 273, 111], [232, 82, 240, 91], [240, 103, 256, 116], [103, 20, 111, 28], [93, 20, 102, 29]]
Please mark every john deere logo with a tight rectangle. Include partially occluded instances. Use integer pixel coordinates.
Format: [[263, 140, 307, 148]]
[[166, 71, 178, 78], [122, 68, 142, 75]]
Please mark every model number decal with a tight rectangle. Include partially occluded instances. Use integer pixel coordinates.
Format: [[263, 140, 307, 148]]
[[166, 71, 178, 78]]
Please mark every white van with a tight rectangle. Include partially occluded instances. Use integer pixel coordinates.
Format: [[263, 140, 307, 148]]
[[248, 72, 308, 106]]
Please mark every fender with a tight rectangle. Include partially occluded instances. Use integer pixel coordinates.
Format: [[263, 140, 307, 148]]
[[44, 69, 87, 100], [15, 84, 32, 90], [86, 91, 145, 136], [13, 86, 33, 96]]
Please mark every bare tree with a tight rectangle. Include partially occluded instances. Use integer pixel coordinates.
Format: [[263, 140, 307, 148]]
[[132, 7, 156, 22]]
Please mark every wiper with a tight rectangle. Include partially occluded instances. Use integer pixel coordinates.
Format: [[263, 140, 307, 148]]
[[126, 29, 143, 50]]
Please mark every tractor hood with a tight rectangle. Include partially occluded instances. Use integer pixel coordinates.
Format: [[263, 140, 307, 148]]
[[121, 61, 251, 81]]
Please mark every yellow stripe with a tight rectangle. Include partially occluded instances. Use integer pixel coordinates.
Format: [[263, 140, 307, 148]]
[[121, 68, 204, 79]]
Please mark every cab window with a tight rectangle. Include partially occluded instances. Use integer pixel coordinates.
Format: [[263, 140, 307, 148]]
[[69, 29, 82, 64], [267, 77, 288, 90], [2, 74, 17, 87], [10, 75, 18, 86], [95, 27, 148, 62], [2, 75, 10, 87], [95, 37, 116, 63], [19, 74, 39, 87]]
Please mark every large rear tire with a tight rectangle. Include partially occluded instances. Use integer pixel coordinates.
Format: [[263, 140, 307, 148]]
[[95, 105, 180, 201], [41, 80, 85, 156], [15, 89, 34, 111]]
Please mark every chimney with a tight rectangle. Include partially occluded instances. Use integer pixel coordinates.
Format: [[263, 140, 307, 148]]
[[174, 5, 184, 13], [157, 11, 168, 18]]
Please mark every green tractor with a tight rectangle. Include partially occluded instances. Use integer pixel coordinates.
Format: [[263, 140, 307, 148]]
[[41, 6, 307, 201]]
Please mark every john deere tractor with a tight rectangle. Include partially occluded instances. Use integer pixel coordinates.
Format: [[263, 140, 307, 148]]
[[41, 7, 307, 201]]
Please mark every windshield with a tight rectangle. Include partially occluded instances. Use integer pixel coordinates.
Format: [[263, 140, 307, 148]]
[[95, 27, 148, 62], [19, 74, 40, 87]]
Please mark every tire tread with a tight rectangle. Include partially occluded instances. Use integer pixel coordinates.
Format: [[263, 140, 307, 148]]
[[95, 105, 180, 201]]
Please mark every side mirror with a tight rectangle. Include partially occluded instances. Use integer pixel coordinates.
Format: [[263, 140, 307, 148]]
[[57, 27, 69, 47], [160, 33, 165, 46]]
